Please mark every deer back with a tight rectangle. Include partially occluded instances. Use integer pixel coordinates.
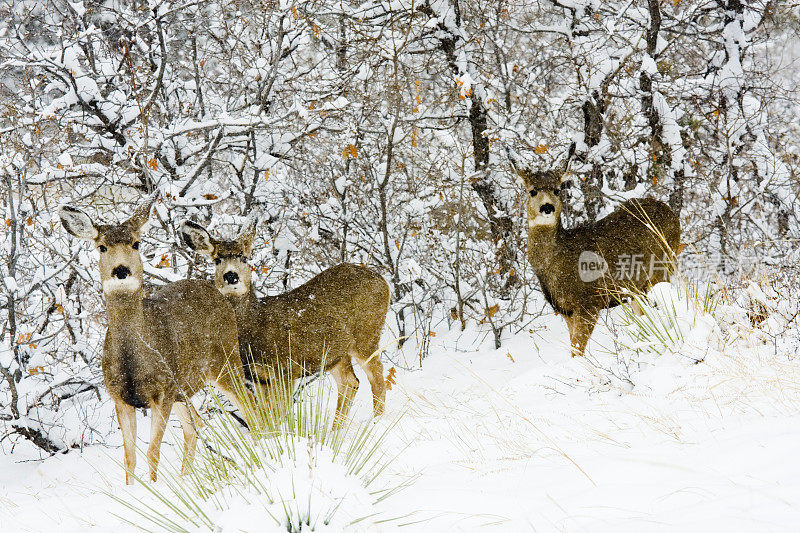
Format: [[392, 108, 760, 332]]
[[547, 198, 681, 314], [240, 263, 390, 377]]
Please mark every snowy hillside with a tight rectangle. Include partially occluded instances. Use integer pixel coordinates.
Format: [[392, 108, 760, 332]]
[[2, 278, 799, 532]]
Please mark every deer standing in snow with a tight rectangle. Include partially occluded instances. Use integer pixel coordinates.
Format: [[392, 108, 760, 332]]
[[59, 198, 250, 484], [520, 167, 681, 357], [181, 217, 390, 426]]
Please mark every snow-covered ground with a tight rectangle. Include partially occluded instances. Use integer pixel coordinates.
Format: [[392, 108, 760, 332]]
[[2, 285, 799, 532]]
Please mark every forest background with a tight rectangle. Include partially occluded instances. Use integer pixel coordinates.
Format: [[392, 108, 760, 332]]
[[1, 0, 798, 452]]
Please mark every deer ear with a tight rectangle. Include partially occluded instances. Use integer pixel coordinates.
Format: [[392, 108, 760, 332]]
[[236, 214, 259, 256], [126, 193, 157, 233], [516, 167, 534, 188], [181, 221, 216, 256], [59, 206, 99, 240]]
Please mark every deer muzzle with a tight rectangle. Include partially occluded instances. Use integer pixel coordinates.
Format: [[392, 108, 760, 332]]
[[111, 265, 132, 279]]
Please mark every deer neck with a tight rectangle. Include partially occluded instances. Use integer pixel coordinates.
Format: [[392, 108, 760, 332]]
[[105, 290, 146, 346], [227, 287, 259, 318], [527, 222, 560, 273]]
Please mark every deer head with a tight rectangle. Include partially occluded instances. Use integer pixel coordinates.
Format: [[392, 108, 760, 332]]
[[518, 168, 567, 229], [181, 215, 258, 298], [59, 197, 155, 295]]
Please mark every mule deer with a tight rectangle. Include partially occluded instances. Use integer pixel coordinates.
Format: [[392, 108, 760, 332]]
[[519, 168, 681, 357], [59, 198, 250, 484], [181, 217, 390, 425]]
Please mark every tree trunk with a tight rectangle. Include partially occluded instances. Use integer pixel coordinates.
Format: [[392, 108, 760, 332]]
[[576, 91, 606, 223], [419, 1, 518, 291]]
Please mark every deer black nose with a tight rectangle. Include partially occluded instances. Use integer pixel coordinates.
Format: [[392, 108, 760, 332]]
[[112, 266, 131, 279], [540, 204, 555, 215], [223, 271, 239, 285]]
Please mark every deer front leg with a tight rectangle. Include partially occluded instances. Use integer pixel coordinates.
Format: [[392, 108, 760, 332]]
[[567, 309, 599, 358], [207, 359, 263, 433], [147, 397, 174, 482], [238, 368, 292, 432], [114, 399, 137, 485]]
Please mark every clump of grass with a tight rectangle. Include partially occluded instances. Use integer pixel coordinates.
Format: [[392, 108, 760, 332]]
[[107, 366, 404, 533]]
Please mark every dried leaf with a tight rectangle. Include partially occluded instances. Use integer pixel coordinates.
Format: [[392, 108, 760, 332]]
[[385, 367, 397, 390], [342, 144, 358, 159]]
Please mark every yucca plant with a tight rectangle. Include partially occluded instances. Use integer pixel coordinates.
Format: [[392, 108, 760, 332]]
[[107, 360, 404, 533], [615, 279, 719, 356]]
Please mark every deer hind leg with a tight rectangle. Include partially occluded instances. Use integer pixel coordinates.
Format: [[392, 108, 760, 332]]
[[173, 402, 199, 476], [630, 297, 646, 317], [351, 342, 386, 417], [329, 358, 359, 429], [114, 399, 137, 485], [147, 396, 174, 482], [568, 310, 599, 358]]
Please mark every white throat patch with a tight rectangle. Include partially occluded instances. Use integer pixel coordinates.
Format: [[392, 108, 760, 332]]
[[529, 214, 557, 227], [219, 283, 247, 297], [103, 277, 141, 294]]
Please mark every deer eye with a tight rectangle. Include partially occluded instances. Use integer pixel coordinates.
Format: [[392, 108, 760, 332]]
[[132, 241, 140, 250], [98, 245, 107, 253], [529, 189, 537, 197], [553, 189, 560, 196], [214, 258, 222, 265], [240, 256, 249, 263]]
